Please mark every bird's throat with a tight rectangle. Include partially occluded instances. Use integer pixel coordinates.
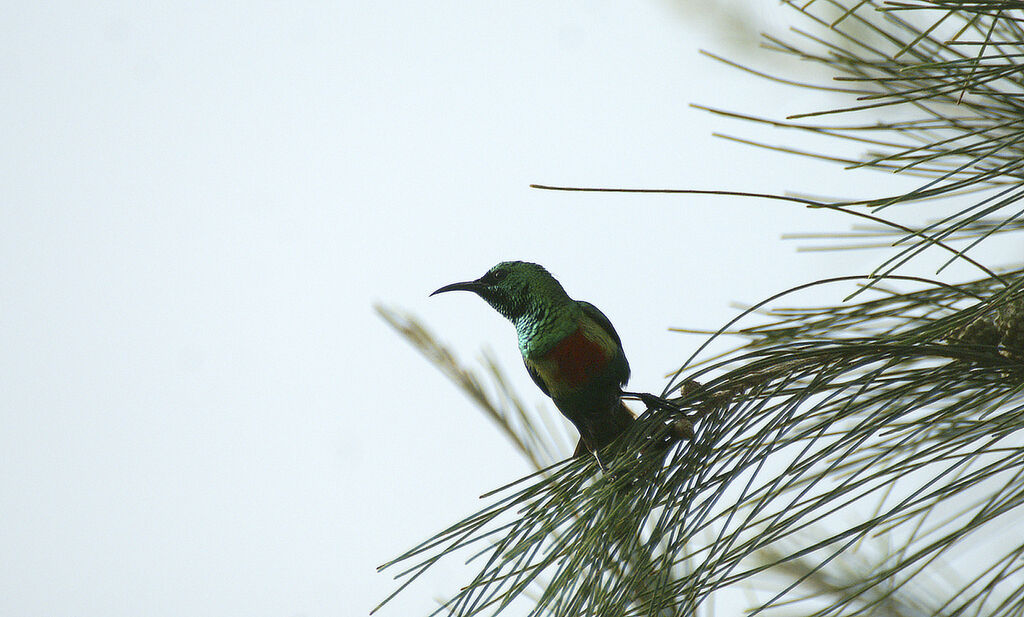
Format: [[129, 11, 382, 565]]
[[514, 305, 579, 358]]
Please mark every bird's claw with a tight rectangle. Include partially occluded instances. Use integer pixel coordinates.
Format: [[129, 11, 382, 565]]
[[622, 388, 699, 445]]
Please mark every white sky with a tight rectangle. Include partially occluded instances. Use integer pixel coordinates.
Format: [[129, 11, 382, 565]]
[[2, 2, 996, 617]]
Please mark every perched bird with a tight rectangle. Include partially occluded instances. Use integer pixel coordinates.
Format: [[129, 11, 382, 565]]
[[432, 261, 639, 459]]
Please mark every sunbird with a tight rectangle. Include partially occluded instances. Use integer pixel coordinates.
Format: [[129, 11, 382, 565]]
[[432, 261, 681, 460]]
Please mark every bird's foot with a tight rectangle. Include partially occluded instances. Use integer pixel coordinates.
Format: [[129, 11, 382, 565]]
[[625, 378, 707, 411], [622, 389, 698, 441]]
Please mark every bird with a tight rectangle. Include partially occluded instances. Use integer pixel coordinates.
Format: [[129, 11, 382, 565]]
[[432, 260, 677, 462]]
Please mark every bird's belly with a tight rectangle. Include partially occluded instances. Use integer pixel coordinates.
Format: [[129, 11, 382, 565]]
[[532, 326, 612, 396]]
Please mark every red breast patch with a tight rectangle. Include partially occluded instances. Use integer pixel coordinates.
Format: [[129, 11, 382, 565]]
[[544, 326, 611, 389]]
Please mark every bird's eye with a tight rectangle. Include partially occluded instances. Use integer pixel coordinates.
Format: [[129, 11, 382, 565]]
[[491, 269, 508, 281]]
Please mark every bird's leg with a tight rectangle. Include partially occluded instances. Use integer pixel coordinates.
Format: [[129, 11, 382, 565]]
[[639, 392, 677, 412], [622, 388, 697, 441], [624, 379, 707, 407], [621, 391, 690, 414]]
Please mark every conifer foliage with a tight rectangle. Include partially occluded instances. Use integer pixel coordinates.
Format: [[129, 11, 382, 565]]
[[379, 2, 1024, 615]]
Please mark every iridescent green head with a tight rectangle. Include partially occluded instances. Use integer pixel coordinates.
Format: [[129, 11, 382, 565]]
[[431, 261, 574, 323]]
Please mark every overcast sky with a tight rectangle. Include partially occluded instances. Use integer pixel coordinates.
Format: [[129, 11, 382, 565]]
[[1, 3, 984, 616]]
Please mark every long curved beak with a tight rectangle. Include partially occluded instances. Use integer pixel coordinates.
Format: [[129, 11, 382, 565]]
[[430, 280, 483, 296]]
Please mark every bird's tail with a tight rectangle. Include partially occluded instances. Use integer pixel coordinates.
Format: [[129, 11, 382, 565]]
[[572, 400, 693, 458], [572, 400, 636, 457]]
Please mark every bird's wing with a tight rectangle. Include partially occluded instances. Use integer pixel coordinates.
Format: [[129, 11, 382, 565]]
[[524, 359, 551, 397], [577, 300, 631, 385], [577, 301, 622, 346]]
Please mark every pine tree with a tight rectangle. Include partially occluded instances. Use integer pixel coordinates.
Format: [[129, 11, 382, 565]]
[[377, 2, 1024, 615]]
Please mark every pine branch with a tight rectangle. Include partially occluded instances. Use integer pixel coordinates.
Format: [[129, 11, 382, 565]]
[[700, 0, 1024, 276], [377, 269, 1024, 616]]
